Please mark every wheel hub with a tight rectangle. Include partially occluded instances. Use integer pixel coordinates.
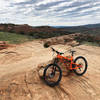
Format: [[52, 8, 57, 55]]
[[49, 73, 55, 78]]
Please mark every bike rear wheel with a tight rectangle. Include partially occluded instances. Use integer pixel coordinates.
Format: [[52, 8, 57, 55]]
[[43, 64, 62, 87], [73, 56, 88, 76]]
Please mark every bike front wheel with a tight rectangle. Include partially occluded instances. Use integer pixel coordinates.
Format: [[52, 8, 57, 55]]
[[43, 64, 62, 87], [73, 56, 88, 76]]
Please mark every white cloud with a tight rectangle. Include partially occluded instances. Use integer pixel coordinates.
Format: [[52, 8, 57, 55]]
[[0, 0, 100, 26], [93, 1, 100, 5], [80, 6, 100, 13], [13, 0, 29, 3], [36, 0, 64, 6], [0, 0, 10, 10], [48, 1, 76, 10]]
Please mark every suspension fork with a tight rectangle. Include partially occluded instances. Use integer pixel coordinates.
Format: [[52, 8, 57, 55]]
[[52, 58, 59, 72], [54, 58, 59, 64]]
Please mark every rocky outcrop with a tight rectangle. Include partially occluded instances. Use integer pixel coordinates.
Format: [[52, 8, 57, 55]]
[[43, 33, 80, 47], [0, 41, 8, 50]]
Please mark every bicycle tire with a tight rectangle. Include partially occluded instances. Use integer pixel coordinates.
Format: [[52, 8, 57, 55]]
[[73, 56, 88, 76], [43, 64, 62, 87]]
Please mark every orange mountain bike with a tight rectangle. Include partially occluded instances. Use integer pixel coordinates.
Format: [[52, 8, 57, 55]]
[[43, 47, 88, 87]]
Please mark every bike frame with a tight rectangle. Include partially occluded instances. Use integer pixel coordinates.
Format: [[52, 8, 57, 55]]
[[57, 54, 82, 70]]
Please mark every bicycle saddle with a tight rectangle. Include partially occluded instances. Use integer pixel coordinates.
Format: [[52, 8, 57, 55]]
[[69, 50, 76, 56]]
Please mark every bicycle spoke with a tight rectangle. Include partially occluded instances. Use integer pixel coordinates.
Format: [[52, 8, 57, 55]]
[[75, 58, 86, 73], [45, 65, 60, 83]]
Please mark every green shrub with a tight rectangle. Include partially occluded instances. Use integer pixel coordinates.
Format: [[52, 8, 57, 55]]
[[44, 42, 50, 48], [0, 32, 34, 44]]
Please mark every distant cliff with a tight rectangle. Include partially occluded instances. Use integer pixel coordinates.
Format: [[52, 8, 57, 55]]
[[0, 23, 73, 39]]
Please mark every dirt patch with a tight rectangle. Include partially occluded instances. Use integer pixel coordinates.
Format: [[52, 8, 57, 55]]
[[0, 67, 70, 100], [0, 40, 100, 100]]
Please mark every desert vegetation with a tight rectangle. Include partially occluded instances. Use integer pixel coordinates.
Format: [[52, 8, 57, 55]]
[[0, 23, 100, 46], [74, 34, 100, 46], [0, 31, 33, 44], [0, 24, 73, 39]]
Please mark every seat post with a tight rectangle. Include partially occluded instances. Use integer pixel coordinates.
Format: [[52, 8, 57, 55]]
[[70, 50, 76, 57], [71, 51, 75, 56], [72, 52, 74, 57]]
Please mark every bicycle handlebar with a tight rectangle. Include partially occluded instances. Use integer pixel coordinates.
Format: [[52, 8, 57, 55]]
[[51, 47, 76, 56], [51, 47, 64, 55]]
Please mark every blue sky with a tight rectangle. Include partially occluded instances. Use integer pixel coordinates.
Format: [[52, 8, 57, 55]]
[[0, 0, 100, 26]]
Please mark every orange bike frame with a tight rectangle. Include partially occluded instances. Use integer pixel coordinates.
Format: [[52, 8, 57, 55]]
[[57, 54, 82, 70]]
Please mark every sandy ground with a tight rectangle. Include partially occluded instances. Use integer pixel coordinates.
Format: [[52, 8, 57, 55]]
[[0, 40, 100, 100]]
